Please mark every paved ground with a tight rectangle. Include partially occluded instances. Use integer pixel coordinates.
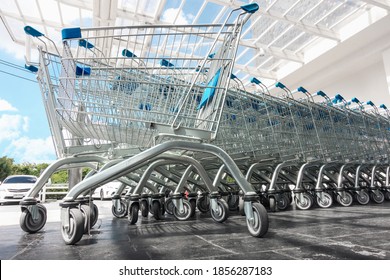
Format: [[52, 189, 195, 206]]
[[1, 200, 390, 260]]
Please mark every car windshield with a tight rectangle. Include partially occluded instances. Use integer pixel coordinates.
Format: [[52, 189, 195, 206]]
[[3, 176, 37, 184]]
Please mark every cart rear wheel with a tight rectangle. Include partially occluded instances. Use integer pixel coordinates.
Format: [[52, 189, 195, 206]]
[[173, 199, 193, 221], [276, 194, 290, 210], [152, 201, 163, 220], [268, 196, 276, 212], [189, 199, 196, 217], [196, 196, 209, 213], [20, 204, 47, 233], [140, 200, 149, 217], [227, 194, 239, 211], [246, 202, 268, 237], [91, 203, 99, 227], [336, 191, 353, 206], [356, 190, 370, 205], [295, 193, 312, 210], [112, 201, 127, 218], [128, 203, 139, 225], [370, 191, 384, 204], [316, 192, 333, 208], [385, 192, 390, 201], [61, 208, 84, 245], [210, 199, 229, 223], [80, 205, 93, 233], [165, 197, 174, 215]]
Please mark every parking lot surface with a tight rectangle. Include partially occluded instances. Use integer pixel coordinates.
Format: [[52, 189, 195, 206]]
[[1, 200, 390, 260]]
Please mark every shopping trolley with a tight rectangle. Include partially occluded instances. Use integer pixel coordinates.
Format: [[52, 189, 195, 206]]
[[22, 3, 269, 245]]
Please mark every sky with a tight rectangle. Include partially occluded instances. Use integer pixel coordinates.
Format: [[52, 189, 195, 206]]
[[0, 49, 56, 163]]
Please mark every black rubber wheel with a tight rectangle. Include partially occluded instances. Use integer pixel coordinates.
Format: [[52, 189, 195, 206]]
[[111, 201, 127, 218], [356, 190, 370, 205], [140, 200, 149, 217], [268, 196, 276, 212], [210, 199, 229, 223], [20, 204, 47, 233], [316, 192, 333, 208], [80, 204, 93, 233], [61, 208, 85, 245], [385, 191, 390, 201], [189, 199, 196, 217], [165, 197, 174, 215], [276, 194, 290, 211], [238, 196, 245, 216], [196, 196, 210, 213], [295, 193, 313, 210], [173, 199, 193, 221], [336, 191, 353, 207], [91, 203, 99, 227], [370, 191, 385, 204], [227, 194, 239, 211], [128, 203, 139, 225], [246, 202, 268, 237], [152, 200, 163, 220]]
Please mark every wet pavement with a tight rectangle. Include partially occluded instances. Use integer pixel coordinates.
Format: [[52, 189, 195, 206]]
[[1, 200, 390, 260]]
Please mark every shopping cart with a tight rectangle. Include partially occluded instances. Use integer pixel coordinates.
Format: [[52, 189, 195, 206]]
[[22, 3, 269, 245]]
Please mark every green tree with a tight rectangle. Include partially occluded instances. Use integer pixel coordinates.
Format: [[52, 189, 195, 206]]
[[0, 156, 14, 181]]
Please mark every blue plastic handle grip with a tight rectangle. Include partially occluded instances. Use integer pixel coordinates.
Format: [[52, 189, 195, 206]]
[[240, 3, 259, 13], [351, 97, 360, 103], [160, 59, 174, 68], [380, 104, 387, 109], [79, 39, 94, 49], [275, 82, 285, 89], [250, 77, 261, 85], [208, 52, 216, 59], [230, 73, 237, 80], [335, 94, 344, 101], [25, 64, 38, 73], [24, 26, 44, 37], [122, 49, 137, 58], [316, 91, 326, 97], [297, 87, 307, 93], [366, 101, 374, 106]]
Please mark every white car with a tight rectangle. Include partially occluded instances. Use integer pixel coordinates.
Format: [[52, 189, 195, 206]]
[[92, 181, 124, 200], [0, 175, 38, 205]]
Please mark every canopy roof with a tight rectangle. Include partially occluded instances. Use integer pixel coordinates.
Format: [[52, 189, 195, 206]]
[[1, 0, 389, 87]]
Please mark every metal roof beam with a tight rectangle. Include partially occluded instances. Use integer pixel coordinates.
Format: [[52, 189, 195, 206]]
[[207, 0, 340, 41], [360, 0, 390, 11]]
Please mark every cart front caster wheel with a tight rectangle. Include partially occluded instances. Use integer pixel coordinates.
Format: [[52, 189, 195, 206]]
[[336, 191, 353, 207], [316, 192, 333, 208], [20, 204, 47, 233], [246, 202, 268, 237], [370, 191, 384, 204], [356, 190, 370, 205], [173, 199, 193, 221], [210, 199, 229, 223], [112, 201, 127, 218], [61, 208, 85, 245], [295, 193, 313, 210]]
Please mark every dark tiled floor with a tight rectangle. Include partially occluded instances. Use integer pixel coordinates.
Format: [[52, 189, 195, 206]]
[[1, 200, 390, 260]]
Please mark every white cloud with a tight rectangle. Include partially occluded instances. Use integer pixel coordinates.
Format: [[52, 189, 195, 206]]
[[161, 8, 194, 24], [0, 114, 29, 143], [5, 136, 55, 163], [0, 99, 18, 112]]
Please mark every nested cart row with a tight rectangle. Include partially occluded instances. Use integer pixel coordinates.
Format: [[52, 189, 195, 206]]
[[20, 2, 390, 245]]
